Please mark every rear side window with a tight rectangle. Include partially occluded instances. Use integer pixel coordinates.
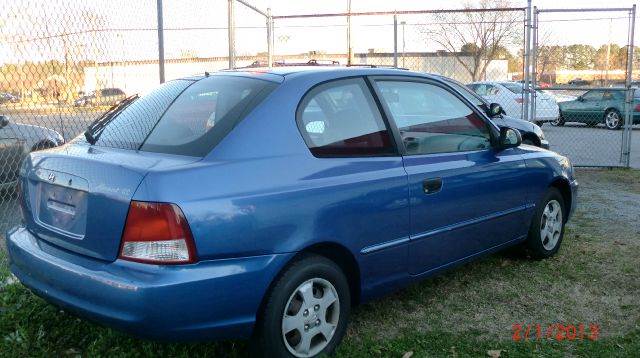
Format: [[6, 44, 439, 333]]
[[297, 78, 395, 157], [95, 76, 276, 156]]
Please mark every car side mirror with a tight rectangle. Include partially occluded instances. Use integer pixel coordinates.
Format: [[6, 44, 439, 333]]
[[497, 127, 521, 150], [0, 115, 8, 128], [487, 103, 503, 117], [577, 95, 584, 102]]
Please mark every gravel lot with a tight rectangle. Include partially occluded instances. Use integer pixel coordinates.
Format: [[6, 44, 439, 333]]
[[542, 123, 640, 168]]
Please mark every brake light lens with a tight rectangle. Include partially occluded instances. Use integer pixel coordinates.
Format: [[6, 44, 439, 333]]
[[515, 98, 524, 104], [634, 104, 640, 112], [119, 201, 197, 264]]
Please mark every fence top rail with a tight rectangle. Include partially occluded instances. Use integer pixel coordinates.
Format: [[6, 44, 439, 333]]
[[536, 7, 633, 14], [236, 0, 269, 18], [272, 7, 526, 20], [536, 86, 637, 91]]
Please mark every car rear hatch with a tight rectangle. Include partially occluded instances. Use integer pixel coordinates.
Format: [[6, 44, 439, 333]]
[[20, 145, 200, 261]]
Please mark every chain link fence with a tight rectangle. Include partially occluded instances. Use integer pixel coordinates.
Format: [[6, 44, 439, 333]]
[[531, 7, 637, 167], [0, 1, 637, 231]]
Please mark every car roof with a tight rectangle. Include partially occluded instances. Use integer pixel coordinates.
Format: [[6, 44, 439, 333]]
[[185, 66, 438, 83]]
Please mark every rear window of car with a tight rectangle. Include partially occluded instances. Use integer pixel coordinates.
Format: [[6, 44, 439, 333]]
[[499, 82, 524, 94], [93, 76, 277, 157]]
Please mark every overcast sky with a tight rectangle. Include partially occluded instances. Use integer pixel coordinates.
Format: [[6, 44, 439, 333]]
[[1, 0, 638, 64]]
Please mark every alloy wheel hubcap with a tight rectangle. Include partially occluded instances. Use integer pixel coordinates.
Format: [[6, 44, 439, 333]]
[[606, 112, 620, 128], [282, 278, 340, 357], [540, 199, 563, 250]]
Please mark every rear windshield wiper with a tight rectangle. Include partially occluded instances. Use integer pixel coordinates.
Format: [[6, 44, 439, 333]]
[[84, 94, 139, 145]]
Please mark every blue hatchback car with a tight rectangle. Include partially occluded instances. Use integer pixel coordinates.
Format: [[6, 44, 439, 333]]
[[7, 67, 577, 357]]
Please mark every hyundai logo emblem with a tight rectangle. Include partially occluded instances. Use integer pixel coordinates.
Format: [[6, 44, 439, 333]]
[[47, 173, 55, 182]]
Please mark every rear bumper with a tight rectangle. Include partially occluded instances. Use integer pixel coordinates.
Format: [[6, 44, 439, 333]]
[[7, 226, 293, 340]]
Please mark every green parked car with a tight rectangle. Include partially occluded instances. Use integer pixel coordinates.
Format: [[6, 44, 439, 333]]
[[555, 88, 640, 130]]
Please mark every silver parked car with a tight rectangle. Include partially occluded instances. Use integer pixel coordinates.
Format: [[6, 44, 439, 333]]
[[74, 88, 126, 107], [0, 115, 65, 151], [0, 137, 26, 191]]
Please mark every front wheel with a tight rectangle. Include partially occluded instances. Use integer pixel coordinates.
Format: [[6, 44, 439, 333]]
[[252, 254, 351, 358], [604, 109, 623, 130], [523, 188, 566, 259], [551, 113, 565, 126]]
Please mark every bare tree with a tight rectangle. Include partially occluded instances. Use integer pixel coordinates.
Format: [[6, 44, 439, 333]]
[[420, 0, 522, 81]]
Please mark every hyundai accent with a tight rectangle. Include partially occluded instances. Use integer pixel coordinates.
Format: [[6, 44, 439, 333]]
[[7, 67, 577, 357]]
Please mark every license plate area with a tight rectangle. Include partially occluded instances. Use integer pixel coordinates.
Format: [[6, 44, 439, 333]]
[[33, 169, 89, 239]]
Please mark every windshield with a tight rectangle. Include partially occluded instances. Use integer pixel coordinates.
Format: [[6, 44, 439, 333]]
[[93, 76, 277, 156], [500, 82, 524, 94], [442, 80, 485, 107]]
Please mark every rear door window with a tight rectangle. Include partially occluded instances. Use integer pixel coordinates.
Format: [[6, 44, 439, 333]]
[[297, 78, 395, 157]]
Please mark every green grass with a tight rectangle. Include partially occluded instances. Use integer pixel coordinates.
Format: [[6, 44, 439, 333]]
[[1, 169, 639, 357]]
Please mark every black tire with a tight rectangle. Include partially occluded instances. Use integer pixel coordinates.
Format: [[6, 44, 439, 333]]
[[551, 113, 565, 126], [252, 254, 351, 358], [534, 121, 544, 127], [523, 188, 566, 260], [604, 109, 623, 130]]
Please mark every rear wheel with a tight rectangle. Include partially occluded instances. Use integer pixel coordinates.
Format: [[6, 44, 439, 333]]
[[252, 254, 350, 358], [523, 188, 566, 259], [604, 109, 623, 130]]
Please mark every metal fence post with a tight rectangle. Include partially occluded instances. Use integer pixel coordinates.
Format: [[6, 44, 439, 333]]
[[531, 6, 538, 123], [156, 0, 165, 83], [228, 0, 236, 69], [267, 8, 273, 68], [622, 4, 636, 167], [523, 0, 532, 122], [393, 14, 398, 67]]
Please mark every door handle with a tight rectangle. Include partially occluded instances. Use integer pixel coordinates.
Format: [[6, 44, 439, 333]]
[[423, 177, 442, 194]]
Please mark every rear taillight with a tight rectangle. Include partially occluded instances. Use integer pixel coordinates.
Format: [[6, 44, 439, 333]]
[[634, 104, 640, 112], [515, 98, 524, 104], [119, 201, 197, 264]]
